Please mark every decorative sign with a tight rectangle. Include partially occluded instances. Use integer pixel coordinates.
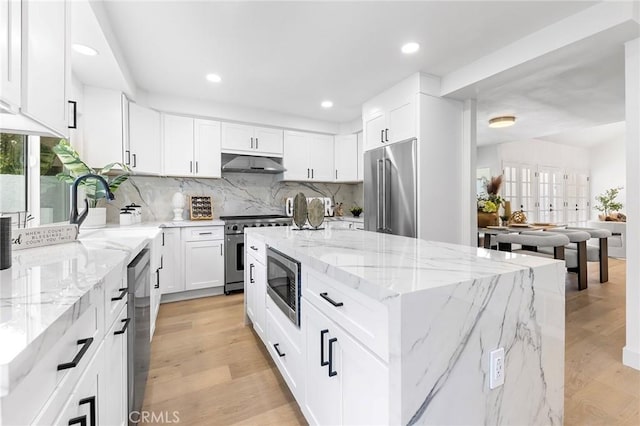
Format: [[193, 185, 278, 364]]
[[285, 197, 333, 217], [11, 224, 79, 250]]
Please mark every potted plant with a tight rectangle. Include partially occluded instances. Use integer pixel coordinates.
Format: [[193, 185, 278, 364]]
[[349, 205, 363, 217], [53, 140, 131, 228], [477, 175, 504, 227], [594, 187, 623, 220]]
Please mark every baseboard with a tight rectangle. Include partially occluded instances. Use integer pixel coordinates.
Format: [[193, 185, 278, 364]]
[[623, 346, 640, 370], [160, 287, 225, 303]]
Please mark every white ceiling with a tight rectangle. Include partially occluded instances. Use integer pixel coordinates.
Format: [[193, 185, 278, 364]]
[[94, 0, 597, 124], [537, 121, 626, 148]]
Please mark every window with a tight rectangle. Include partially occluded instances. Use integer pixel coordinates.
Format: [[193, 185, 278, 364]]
[[0, 133, 27, 216], [40, 137, 70, 224]]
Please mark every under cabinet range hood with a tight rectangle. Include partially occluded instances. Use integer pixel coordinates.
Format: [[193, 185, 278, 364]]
[[222, 154, 286, 174]]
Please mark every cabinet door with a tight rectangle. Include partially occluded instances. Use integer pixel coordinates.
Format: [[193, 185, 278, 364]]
[[303, 300, 342, 426], [310, 134, 334, 181], [194, 119, 221, 178], [55, 347, 101, 426], [221, 122, 253, 153], [245, 254, 257, 322], [129, 103, 161, 174], [254, 126, 284, 157], [82, 87, 124, 168], [253, 260, 266, 339], [0, 0, 21, 109], [22, 0, 69, 137], [356, 132, 364, 181], [334, 134, 358, 182], [364, 113, 385, 152], [101, 304, 128, 426], [387, 99, 415, 143], [283, 131, 310, 181], [163, 114, 195, 176], [184, 239, 224, 291], [160, 228, 184, 294]]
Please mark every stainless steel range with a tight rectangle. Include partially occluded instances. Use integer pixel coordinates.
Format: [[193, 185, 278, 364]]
[[221, 215, 292, 294]]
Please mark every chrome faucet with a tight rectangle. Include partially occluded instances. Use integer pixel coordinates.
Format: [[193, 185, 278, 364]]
[[70, 174, 115, 228]]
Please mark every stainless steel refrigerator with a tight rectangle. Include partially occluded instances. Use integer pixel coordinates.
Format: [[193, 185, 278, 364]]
[[364, 138, 417, 238]]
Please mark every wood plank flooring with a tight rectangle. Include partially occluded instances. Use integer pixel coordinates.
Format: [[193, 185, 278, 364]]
[[142, 258, 639, 425]]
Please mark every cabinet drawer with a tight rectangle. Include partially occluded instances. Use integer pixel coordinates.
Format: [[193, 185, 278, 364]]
[[266, 309, 303, 399], [245, 235, 266, 265], [304, 268, 388, 361], [182, 226, 224, 241], [1, 299, 101, 426]]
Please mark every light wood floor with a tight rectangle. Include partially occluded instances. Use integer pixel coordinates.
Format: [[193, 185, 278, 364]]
[[142, 259, 639, 425]]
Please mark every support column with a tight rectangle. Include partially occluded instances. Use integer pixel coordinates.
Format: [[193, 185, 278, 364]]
[[462, 99, 478, 246], [624, 37, 640, 370]]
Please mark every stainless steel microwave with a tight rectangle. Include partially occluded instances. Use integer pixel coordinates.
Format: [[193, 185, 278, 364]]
[[266, 246, 301, 327]]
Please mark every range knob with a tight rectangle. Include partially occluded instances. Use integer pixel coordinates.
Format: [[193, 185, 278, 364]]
[[259, 224, 265, 227], [232, 225, 238, 231]]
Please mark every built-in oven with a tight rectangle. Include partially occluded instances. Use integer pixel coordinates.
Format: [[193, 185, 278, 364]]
[[266, 246, 301, 327]]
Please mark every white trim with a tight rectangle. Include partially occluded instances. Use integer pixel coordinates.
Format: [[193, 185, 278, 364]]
[[27, 135, 41, 227]]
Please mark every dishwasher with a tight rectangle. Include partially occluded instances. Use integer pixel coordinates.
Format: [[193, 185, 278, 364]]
[[127, 249, 150, 424]]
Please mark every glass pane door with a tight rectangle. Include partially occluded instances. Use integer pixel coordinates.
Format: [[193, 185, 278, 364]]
[[0, 133, 27, 223]]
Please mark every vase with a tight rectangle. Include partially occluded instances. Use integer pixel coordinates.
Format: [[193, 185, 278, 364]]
[[477, 211, 499, 228], [82, 207, 107, 228]]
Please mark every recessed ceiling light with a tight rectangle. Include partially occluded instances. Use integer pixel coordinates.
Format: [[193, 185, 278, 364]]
[[401, 42, 420, 54], [72, 44, 98, 56], [488, 116, 517, 128], [321, 100, 333, 109], [206, 73, 222, 83]]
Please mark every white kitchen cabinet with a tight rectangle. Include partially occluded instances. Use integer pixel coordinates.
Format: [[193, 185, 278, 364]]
[[0, 0, 21, 111], [246, 249, 266, 341], [364, 113, 386, 152], [356, 131, 364, 181], [82, 87, 124, 168], [334, 134, 358, 182], [149, 231, 163, 338], [163, 114, 222, 177], [129, 102, 161, 175], [100, 303, 128, 426], [363, 96, 415, 152], [21, 0, 70, 137], [184, 232, 224, 291], [160, 228, 183, 294], [221, 122, 283, 157], [282, 130, 334, 182], [302, 299, 388, 426]]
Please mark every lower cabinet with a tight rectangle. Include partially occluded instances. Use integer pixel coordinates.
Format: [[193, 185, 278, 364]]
[[100, 303, 129, 426], [184, 239, 224, 290], [160, 228, 182, 294], [246, 250, 266, 340], [301, 298, 389, 425]]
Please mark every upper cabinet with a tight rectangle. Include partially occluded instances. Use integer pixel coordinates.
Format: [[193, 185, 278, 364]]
[[21, 0, 70, 137], [221, 122, 283, 157], [82, 87, 124, 168], [163, 114, 221, 178], [0, 0, 21, 111], [282, 131, 334, 181], [356, 131, 363, 181], [128, 103, 161, 175], [334, 134, 358, 182]]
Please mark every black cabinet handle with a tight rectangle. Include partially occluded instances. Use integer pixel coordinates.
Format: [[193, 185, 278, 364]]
[[307, 168, 310, 178], [199, 232, 213, 235], [79, 396, 96, 426], [274, 343, 285, 357], [132, 153, 137, 168], [311, 169, 314, 179], [250, 245, 258, 251], [160, 255, 164, 269], [68, 100, 77, 129], [196, 161, 199, 173], [256, 138, 259, 149], [249, 263, 255, 283], [328, 337, 338, 377], [68, 416, 86, 426], [111, 287, 128, 301], [320, 292, 344, 307], [114, 318, 130, 335], [320, 329, 329, 367], [335, 170, 338, 180], [155, 268, 160, 289], [190, 161, 193, 173], [250, 137, 254, 149], [385, 128, 389, 142], [57, 338, 94, 371], [380, 129, 384, 143], [162, 232, 165, 246], [125, 150, 131, 165]]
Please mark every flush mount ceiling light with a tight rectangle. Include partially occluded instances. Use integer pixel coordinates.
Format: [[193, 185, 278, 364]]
[[72, 44, 98, 56], [206, 73, 222, 83], [321, 100, 333, 109], [401, 42, 420, 54], [488, 116, 516, 128]]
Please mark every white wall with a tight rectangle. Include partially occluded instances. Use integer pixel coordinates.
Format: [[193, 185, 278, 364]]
[[476, 144, 500, 177], [589, 136, 626, 219]]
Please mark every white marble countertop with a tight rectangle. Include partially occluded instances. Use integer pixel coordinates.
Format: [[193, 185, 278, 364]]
[[246, 227, 563, 302], [0, 226, 161, 396]]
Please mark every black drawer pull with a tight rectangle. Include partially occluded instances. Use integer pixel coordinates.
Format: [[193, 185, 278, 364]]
[[79, 396, 96, 426], [320, 292, 343, 307], [249, 263, 255, 283], [111, 287, 127, 301], [274, 343, 286, 357], [155, 268, 160, 289], [68, 415, 86, 426], [250, 245, 258, 251], [320, 329, 329, 367], [57, 338, 94, 371], [328, 337, 338, 377], [114, 318, 130, 335], [199, 232, 213, 235]]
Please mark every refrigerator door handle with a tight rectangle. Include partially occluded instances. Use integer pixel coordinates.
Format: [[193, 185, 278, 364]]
[[383, 158, 391, 232], [377, 159, 384, 231]]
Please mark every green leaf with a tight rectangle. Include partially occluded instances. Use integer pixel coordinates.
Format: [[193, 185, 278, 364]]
[[55, 172, 75, 184], [52, 140, 93, 176], [100, 162, 132, 175], [108, 174, 130, 193]]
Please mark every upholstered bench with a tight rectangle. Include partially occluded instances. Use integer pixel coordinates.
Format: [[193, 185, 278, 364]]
[[564, 227, 612, 283]]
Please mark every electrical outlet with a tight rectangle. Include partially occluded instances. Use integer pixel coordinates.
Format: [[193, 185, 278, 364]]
[[489, 348, 505, 389]]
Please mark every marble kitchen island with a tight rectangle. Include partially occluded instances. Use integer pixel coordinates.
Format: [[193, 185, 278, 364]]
[[244, 227, 566, 425]]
